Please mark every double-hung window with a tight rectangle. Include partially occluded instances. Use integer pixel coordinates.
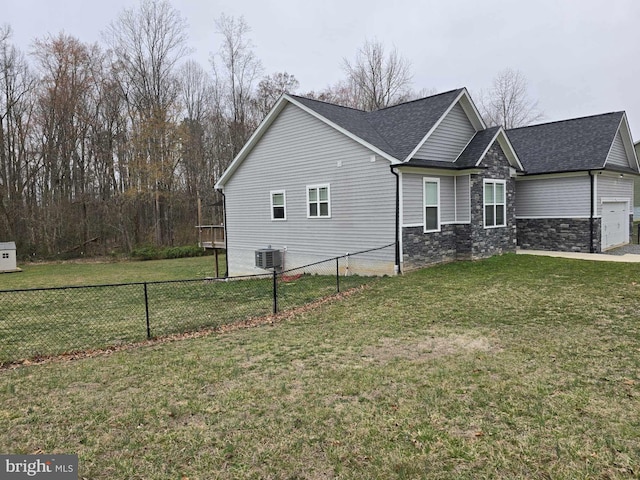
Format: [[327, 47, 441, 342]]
[[423, 178, 440, 232], [307, 184, 330, 218], [270, 190, 286, 220], [484, 179, 506, 228]]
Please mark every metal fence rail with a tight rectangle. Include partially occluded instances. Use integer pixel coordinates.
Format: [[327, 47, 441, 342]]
[[0, 244, 394, 365]]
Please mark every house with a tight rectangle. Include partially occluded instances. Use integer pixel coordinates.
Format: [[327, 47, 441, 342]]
[[0, 242, 18, 273], [215, 88, 638, 276], [215, 88, 522, 275], [509, 113, 639, 252]]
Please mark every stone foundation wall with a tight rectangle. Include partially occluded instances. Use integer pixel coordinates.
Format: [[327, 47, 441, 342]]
[[516, 218, 601, 252], [402, 225, 458, 271]]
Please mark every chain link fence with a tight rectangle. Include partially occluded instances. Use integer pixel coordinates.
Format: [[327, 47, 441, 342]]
[[0, 244, 394, 365]]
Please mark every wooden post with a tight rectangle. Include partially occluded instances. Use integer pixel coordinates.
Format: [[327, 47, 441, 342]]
[[197, 195, 202, 248], [215, 248, 219, 278]]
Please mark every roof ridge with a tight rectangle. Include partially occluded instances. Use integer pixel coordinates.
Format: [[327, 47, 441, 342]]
[[371, 88, 464, 113], [287, 94, 366, 113], [508, 111, 624, 131]]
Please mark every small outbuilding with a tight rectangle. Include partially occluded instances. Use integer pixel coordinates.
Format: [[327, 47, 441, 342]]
[[0, 242, 19, 273]]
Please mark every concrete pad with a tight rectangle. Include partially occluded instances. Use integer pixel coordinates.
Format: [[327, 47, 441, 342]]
[[516, 249, 640, 263]]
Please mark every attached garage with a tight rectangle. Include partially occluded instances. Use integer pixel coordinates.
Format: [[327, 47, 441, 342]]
[[601, 201, 630, 250]]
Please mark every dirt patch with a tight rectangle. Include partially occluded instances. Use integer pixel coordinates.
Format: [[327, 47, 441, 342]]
[[363, 335, 500, 363]]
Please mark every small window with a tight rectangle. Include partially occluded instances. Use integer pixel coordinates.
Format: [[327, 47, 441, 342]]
[[307, 184, 331, 218], [484, 179, 506, 228], [270, 190, 286, 220], [1, 253, 8, 259], [423, 178, 440, 233]]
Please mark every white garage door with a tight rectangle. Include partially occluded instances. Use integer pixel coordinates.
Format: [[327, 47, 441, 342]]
[[602, 202, 629, 250]]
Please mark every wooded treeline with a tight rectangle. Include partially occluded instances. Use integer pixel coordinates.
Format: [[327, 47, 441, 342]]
[[0, 3, 299, 258], [1, 0, 540, 259]]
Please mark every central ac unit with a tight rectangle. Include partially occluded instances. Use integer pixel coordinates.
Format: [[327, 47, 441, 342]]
[[255, 248, 282, 269]]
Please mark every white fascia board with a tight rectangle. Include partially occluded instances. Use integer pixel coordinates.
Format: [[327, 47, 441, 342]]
[[285, 95, 400, 165], [496, 129, 525, 171], [396, 165, 483, 176], [471, 128, 523, 171], [215, 95, 290, 189], [515, 171, 592, 181], [402, 90, 465, 162], [403, 88, 487, 163], [458, 88, 487, 130], [620, 113, 640, 171]]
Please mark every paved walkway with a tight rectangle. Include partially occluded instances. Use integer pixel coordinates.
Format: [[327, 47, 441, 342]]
[[516, 247, 640, 263]]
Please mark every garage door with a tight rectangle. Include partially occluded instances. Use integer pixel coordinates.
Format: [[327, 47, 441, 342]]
[[602, 202, 629, 250]]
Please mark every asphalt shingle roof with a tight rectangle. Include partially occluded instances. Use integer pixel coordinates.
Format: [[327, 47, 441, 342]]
[[507, 112, 625, 174], [454, 126, 502, 169], [0, 242, 16, 250], [290, 89, 464, 161]]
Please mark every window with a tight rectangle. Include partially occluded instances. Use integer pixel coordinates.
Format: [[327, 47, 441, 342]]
[[270, 190, 286, 220], [1, 253, 8, 259], [307, 184, 331, 218], [423, 178, 440, 232], [484, 180, 506, 228]]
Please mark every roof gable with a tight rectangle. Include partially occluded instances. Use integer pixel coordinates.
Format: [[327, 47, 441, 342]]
[[507, 112, 633, 175]]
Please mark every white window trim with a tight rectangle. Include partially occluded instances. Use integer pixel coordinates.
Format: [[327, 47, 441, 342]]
[[270, 190, 287, 221], [423, 177, 440, 233], [484, 179, 507, 229], [306, 184, 331, 218]]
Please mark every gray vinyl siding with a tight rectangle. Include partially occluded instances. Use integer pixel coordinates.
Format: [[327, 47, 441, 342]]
[[402, 173, 455, 225], [596, 175, 634, 216], [413, 103, 476, 162], [455, 175, 471, 222], [606, 131, 630, 168], [515, 176, 591, 218], [224, 103, 396, 274]]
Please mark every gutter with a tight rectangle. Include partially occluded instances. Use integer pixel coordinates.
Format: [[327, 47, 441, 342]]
[[390, 165, 401, 274], [221, 189, 229, 277], [589, 171, 595, 253]]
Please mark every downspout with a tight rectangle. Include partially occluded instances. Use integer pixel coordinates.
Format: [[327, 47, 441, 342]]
[[221, 189, 229, 277], [390, 165, 401, 274], [589, 171, 595, 253]]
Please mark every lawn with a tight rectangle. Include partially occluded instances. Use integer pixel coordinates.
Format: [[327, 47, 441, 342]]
[[1, 254, 639, 478], [0, 255, 369, 364], [0, 255, 228, 290]]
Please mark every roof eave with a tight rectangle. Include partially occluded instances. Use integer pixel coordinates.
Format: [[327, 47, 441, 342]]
[[285, 95, 401, 164], [470, 127, 524, 171], [215, 95, 291, 190], [401, 88, 485, 162]]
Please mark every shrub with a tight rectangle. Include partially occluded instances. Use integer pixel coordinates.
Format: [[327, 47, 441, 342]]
[[131, 245, 207, 261]]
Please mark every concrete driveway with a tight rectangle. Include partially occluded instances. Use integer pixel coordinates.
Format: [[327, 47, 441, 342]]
[[516, 247, 640, 263]]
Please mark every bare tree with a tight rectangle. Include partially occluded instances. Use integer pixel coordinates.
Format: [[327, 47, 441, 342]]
[[254, 71, 299, 118], [104, 0, 190, 245], [210, 14, 263, 161], [477, 68, 544, 129], [342, 39, 413, 111]]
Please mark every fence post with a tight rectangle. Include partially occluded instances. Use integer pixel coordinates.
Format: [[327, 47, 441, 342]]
[[336, 257, 340, 293], [273, 270, 278, 314], [144, 282, 151, 339]]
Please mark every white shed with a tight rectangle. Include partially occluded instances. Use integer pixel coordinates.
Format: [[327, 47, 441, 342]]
[[0, 242, 18, 272]]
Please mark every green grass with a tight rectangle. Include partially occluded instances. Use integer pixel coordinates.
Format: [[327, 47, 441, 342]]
[[0, 255, 228, 290], [1, 254, 640, 478], [0, 255, 369, 364]]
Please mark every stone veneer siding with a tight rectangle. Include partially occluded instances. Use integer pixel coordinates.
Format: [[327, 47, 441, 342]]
[[402, 143, 517, 270], [516, 218, 601, 253], [467, 144, 517, 259]]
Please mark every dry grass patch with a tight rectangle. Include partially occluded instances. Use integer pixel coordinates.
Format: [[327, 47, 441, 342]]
[[364, 334, 501, 363]]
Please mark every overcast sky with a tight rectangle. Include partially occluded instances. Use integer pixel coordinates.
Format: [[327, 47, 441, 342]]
[[4, 0, 640, 137]]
